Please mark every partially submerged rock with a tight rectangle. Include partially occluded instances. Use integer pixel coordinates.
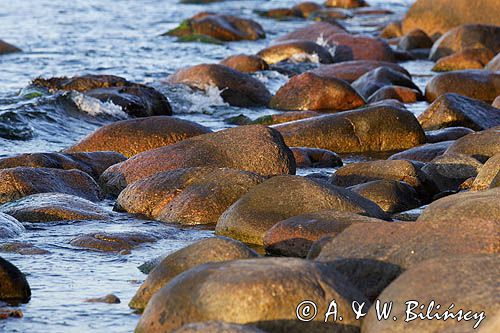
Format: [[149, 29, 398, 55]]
[[0, 40, 21, 55], [129, 237, 259, 310], [310, 60, 410, 83], [0, 213, 24, 238], [325, 33, 395, 62], [445, 127, 500, 162], [167, 64, 271, 107], [0, 257, 31, 303], [274, 22, 346, 43], [70, 232, 158, 252], [84, 294, 121, 304], [291, 147, 342, 168], [219, 54, 269, 73], [388, 141, 453, 162], [352, 66, 420, 99], [64, 117, 211, 158], [425, 126, 474, 143], [325, 0, 368, 9], [257, 41, 334, 65]]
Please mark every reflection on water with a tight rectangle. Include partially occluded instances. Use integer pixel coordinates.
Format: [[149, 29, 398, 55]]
[[0, 0, 425, 332]]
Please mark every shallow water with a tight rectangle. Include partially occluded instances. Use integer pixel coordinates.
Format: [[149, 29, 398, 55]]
[[0, 0, 432, 332]]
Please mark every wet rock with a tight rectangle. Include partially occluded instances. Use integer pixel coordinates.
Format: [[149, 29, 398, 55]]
[[367, 86, 423, 103], [362, 254, 499, 333], [471, 153, 500, 190], [0, 242, 50, 255], [348, 180, 421, 214], [485, 52, 500, 71], [32, 74, 172, 117], [494, 95, 500, 108], [310, 60, 410, 83], [173, 322, 265, 333], [425, 70, 500, 103], [291, 147, 342, 168], [290, 2, 323, 18], [100, 125, 295, 195], [219, 54, 269, 73], [116, 167, 265, 225], [166, 13, 265, 42], [274, 22, 346, 43], [0, 193, 110, 222], [167, 64, 271, 107], [388, 141, 453, 162], [397, 29, 433, 50], [432, 48, 495, 71], [263, 210, 385, 258], [0, 40, 21, 54], [401, 0, 500, 37], [0, 167, 101, 205], [325, 33, 396, 62], [0, 309, 23, 320], [352, 67, 420, 99], [425, 126, 474, 143], [445, 127, 500, 162], [331, 159, 438, 198], [379, 21, 403, 39], [274, 104, 426, 153], [325, 0, 368, 8], [0, 257, 31, 303], [84, 294, 121, 304], [64, 117, 211, 158], [70, 232, 158, 252], [421, 153, 483, 191], [0, 151, 126, 179], [270, 72, 365, 112], [215, 175, 387, 245], [251, 110, 320, 125], [0, 213, 24, 238], [255, 8, 298, 20], [418, 93, 500, 131], [136, 258, 369, 333], [129, 237, 259, 310], [257, 41, 334, 65], [308, 8, 353, 21], [429, 24, 500, 61]]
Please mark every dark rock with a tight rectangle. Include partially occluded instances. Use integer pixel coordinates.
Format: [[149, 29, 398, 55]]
[[367, 86, 423, 103], [388, 141, 453, 162], [291, 147, 342, 168], [274, 22, 346, 43], [310, 60, 410, 83], [70, 232, 158, 252], [84, 294, 121, 304], [445, 127, 500, 162], [64, 117, 211, 158], [167, 64, 271, 107], [425, 126, 474, 143], [0, 257, 31, 303], [352, 67, 420, 99], [0, 40, 21, 55], [220, 54, 269, 73], [173, 322, 265, 333], [129, 237, 259, 310], [398, 29, 433, 50]]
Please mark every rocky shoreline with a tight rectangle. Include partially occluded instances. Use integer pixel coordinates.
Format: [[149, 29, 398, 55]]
[[1, 0, 499, 332]]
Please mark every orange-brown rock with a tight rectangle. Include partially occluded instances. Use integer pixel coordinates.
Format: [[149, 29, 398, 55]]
[[325, 33, 395, 62], [274, 22, 346, 43], [219, 54, 269, 73], [432, 48, 495, 71], [257, 41, 334, 65], [310, 60, 410, 83], [325, 0, 368, 8]]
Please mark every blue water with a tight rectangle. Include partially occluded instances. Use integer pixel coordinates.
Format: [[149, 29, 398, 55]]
[[0, 1, 428, 332]]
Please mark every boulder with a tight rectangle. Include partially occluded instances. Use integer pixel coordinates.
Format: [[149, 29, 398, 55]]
[[166, 13, 265, 42], [70, 232, 158, 252], [290, 147, 342, 168], [215, 175, 387, 245], [100, 126, 295, 195], [220, 55, 269, 73], [0, 151, 126, 179], [418, 93, 500, 130], [425, 127, 474, 143], [348, 180, 421, 213], [421, 153, 483, 191], [0, 242, 50, 255], [494, 95, 500, 108], [325, 0, 368, 9], [116, 167, 265, 225], [352, 67, 420, 99], [0, 40, 21, 54], [274, 22, 346, 43], [362, 255, 500, 333], [0, 257, 31, 303], [401, 0, 500, 37], [397, 29, 433, 50], [263, 210, 385, 257], [432, 48, 495, 71], [257, 41, 334, 65], [379, 21, 403, 39], [273, 104, 426, 153], [471, 153, 500, 190], [429, 24, 500, 60], [251, 110, 320, 125], [309, 60, 410, 83], [0, 213, 24, 238], [129, 237, 259, 310], [388, 141, 453, 162], [136, 258, 369, 333], [0, 193, 110, 222], [325, 34, 396, 62], [367, 86, 423, 103], [167, 64, 271, 107], [85, 294, 121, 304], [290, 2, 323, 18], [485, 52, 500, 71], [331, 159, 437, 198], [425, 70, 500, 103], [445, 127, 500, 162], [269, 72, 365, 112], [64, 117, 211, 158], [32, 75, 172, 117], [0, 167, 101, 205]]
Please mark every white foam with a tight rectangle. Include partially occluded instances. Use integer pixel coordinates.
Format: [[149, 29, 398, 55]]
[[183, 86, 228, 113], [69, 91, 129, 119], [290, 52, 320, 64]]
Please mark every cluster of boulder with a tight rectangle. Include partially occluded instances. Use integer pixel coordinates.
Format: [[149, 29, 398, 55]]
[[1, 0, 499, 332]]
